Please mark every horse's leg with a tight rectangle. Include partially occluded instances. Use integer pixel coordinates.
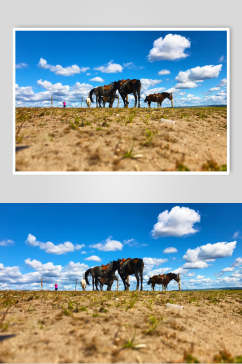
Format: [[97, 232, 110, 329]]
[[120, 92, 127, 108], [140, 271, 143, 291], [134, 92, 137, 108], [137, 87, 141, 108], [152, 283, 155, 291], [135, 272, 139, 291]]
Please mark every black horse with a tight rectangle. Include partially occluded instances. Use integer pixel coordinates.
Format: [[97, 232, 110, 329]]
[[97, 274, 119, 291], [84, 261, 119, 291], [89, 83, 118, 108], [117, 258, 144, 291], [102, 94, 119, 108], [144, 92, 174, 108], [116, 79, 141, 108]]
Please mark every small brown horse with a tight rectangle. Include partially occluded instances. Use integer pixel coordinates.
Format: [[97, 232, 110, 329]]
[[144, 92, 173, 108], [117, 258, 144, 290], [84, 261, 119, 291], [97, 274, 119, 291], [115, 79, 141, 108], [147, 273, 181, 291], [89, 83, 118, 108]]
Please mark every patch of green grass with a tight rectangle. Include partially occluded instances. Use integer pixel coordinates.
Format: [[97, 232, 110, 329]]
[[202, 160, 227, 172], [184, 351, 200, 363]]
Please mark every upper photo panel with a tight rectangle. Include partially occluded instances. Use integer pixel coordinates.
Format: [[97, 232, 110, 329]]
[[14, 28, 229, 174]]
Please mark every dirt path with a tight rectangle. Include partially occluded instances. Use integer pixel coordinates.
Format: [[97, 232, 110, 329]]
[[0, 290, 241, 363], [15, 107, 227, 172]]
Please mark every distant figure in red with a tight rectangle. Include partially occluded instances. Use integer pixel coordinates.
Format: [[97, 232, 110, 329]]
[[55, 283, 58, 291], [63, 101, 66, 108]]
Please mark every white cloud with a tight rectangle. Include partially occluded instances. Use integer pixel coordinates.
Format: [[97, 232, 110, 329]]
[[91, 237, 123, 251], [183, 241, 237, 270], [152, 206, 200, 238], [94, 61, 123, 73], [26, 233, 85, 255], [163, 247, 178, 254], [148, 34, 191, 61], [175, 64, 222, 89], [219, 55, 225, 63], [209, 87, 220, 92], [140, 78, 162, 90], [38, 57, 88, 76], [158, 69, 170, 76], [0, 259, 89, 290], [16, 62, 28, 69], [218, 78, 227, 87], [183, 261, 208, 269], [16, 80, 93, 107], [0, 239, 14, 246], [143, 257, 167, 268], [184, 241, 236, 262], [222, 267, 234, 272], [233, 257, 242, 267], [90, 77, 104, 83], [85, 255, 101, 262]]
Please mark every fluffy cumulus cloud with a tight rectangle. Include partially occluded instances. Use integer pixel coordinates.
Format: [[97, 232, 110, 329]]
[[90, 77, 104, 83], [85, 255, 101, 262], [0, 259, 90, 290], [163, 247, 178, 254], [175, 64, 222, 89], [91, 237, 123, 251], [152, 206, 200, 238], [26, 233, 85, 255], [94, 61, 123, 73], [16, 80, 93, 107], [158, 69, 170, 76], [16, 62, 28, 69], [38, 58, 89, 76], [0, 239, 14, 246], [183, 241, 237, 269], [148, 34, 191, 61]]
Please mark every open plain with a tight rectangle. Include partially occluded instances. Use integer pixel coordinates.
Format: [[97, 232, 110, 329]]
[[15, 107, 227, 172], [0, 289, 241, 363]]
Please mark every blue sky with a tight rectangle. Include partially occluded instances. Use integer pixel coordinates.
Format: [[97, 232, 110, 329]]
[[0, 204, 241, 291], [15, 30, 228, 107]]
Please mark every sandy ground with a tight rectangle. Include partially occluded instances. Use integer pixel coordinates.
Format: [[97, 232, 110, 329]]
[[15, 107, 227, 172], [0, 290, 241, 363]]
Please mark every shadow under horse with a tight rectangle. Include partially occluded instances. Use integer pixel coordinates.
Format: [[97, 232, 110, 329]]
[[148, 273, 181, 291], [89, 83, 118, 108], [84, 261, 119, 290], [144, 92, 174, 108], [116, 79, 141, 108], [118, 258, 144, 290]]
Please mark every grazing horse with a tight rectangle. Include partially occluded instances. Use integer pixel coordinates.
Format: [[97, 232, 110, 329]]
[[97, 274, 119, 291], [89, 83, 118, 108], [102, 94, 119, 108], [86, 97, 91, 108], [144, 92, 174, 108], [81, 278, 86, 291], [84, 261, 119, 291], [117, 258, 144, 291], [148, 273, 181, 291], [116, 79, 141, 108]]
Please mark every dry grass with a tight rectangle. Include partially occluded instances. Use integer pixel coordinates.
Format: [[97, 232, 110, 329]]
[[15, 106, 227, 172], [0, 289, 241, 363]]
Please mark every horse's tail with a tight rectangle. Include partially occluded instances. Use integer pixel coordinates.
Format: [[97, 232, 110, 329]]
[[89, 88, 95, 103], [85, 269, 91, 285]]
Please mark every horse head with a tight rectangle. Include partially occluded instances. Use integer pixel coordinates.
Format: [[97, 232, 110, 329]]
[[147, 277, 152, 285], [169, 93, 174, 107], [144, 96, 148, 103]]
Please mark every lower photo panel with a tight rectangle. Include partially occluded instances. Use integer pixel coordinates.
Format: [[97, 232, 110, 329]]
[[0, 203, 241, 363]]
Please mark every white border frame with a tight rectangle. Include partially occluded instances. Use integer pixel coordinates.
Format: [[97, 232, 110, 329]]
[[13, 27, 230, 176]]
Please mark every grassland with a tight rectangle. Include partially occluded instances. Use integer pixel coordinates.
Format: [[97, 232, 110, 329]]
[[0, 289, 241, 363], [15, 106, 227, 172]]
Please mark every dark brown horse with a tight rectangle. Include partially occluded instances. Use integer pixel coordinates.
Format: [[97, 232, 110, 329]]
[[117, 258, 144, 290], [148, 273, 181, 291], [115, 79, 141, 108], [84, 260, 119, 291], [144, 92, 173, 108], [89, 83, 118, 108], [102, 94, 119, 108], [97, 274, 119, 291]]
